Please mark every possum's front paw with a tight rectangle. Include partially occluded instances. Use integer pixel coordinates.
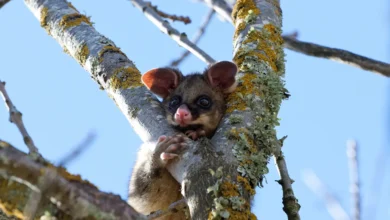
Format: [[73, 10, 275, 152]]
[[154, 135, 187, 165]]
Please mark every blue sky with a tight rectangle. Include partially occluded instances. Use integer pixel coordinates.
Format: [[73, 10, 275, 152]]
[[0, 0, 389, 219]]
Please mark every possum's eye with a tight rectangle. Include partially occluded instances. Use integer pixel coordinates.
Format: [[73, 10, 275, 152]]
[[169, 96, 181, 108], [196, 96, 211, 109]]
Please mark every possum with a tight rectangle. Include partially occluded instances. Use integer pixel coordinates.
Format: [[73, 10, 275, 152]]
[[128, 61, 238, 219]]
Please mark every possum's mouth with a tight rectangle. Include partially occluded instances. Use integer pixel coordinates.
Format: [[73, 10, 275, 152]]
[[173, 124, 203, 132]]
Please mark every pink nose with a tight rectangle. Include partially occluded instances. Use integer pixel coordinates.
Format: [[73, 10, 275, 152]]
[[175, 105, 191, 121]]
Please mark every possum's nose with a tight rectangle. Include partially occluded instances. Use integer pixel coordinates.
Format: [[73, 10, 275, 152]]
[[175, 105, 192, 122]]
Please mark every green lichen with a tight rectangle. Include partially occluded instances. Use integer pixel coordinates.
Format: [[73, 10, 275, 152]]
[[75, 43, 90, 66], [207, 168, 255, 220], [229, 115, 243, 125], [109, 66, 143, 90], [59, 13, 92, 30]]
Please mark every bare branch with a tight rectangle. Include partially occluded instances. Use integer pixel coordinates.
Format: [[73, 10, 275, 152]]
[[129, 0, 216, 65], [274, 147, 301, 219], [58, 131, 97, 167], [170, 9, 215, 67], [303, 169, 350, 220], [146, 199, 188, 220], [146, 2, 191, 24], [201, 0, 390, 77], [200, 0, 232, 23], [346, 140, 361, 220], [283, 36, 390, 77], [0, 140, 145, 220], [0, 0, 11, 9], [0, 80, 40, 155]]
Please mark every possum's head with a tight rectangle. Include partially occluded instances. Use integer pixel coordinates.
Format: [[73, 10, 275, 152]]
[[141, 61, 237, 138]]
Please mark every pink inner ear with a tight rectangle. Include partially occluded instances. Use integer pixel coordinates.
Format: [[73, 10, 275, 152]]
[[141, 68, 178, 98], [207, 61, 238, 92]]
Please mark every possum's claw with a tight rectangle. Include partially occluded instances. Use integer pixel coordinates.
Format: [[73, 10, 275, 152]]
[[185, 129, 206, 140]]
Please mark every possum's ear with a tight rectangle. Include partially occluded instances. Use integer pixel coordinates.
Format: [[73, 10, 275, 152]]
[[205, 61, 238, 93], [141, 68, 182, 98]]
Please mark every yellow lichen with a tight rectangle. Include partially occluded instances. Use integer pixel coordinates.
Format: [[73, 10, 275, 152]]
[[109, 67, 143, 90], [0, 141, 11, 148], [76, 43, 90, 66], [59, 13, 92, 30], [40, 7, 50, 34], [220, 181, 239, 198], [98, 45, 127, 63], [226, 73, 258, 113], [232, 0, 260, 23], [234, 22, 247, 41], [234, 24, 283, 74], [0, 178, 27, 219], [46, 164, 98, 190], [237, 175, 255, 195]]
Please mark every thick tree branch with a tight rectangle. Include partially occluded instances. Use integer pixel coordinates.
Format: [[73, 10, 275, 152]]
[[283, 36, 390, 77], [0, 80, 40, 155], [346, 140, 361, 220], [303, 170, 350, 220], [0, 0, 11, 9], [130, 0, 216, 65], [232, 0, 301, 218], [201, 0, 390, 77], [0, 140, 144, 220], [170, 9, 215, 67], [146, 2, 191, 24]]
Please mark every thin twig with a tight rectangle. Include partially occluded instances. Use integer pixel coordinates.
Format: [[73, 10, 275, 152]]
[[147, 199, 188, 220], [146, 2, 191, 24], [346, 140, 361, 220], [170, 9, 215, 67], [58, 131, 97, 167], [0, 80, 40, 155], [130, 0, 216, 65], [283, 36, 390, 77], [200, 0, 390, 77], [0, 0, 11, 9], [274, 149, 301, 220], [302, 169, 350, 220], [200, 0, 232, 23]]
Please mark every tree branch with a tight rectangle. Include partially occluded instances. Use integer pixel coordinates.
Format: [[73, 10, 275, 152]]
[[0, 140, 144, 220], [146, 2, 191, 24], [346, 140, 361, 220], [0, 0, 11, 9], [200, 0, 232, 23], [170, 9, 215, 67], [129, 0, 216, 65], [0, 80, 40, 155], [232, 0, 301, 218], [200, 0, 390, 77], [283, 36, 390, 77], [303, 169, 350, 220], [58, 131, 97, 167]]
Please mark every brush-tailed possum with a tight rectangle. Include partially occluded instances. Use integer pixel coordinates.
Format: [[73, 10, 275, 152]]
[[128, 61, 238, 219]]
